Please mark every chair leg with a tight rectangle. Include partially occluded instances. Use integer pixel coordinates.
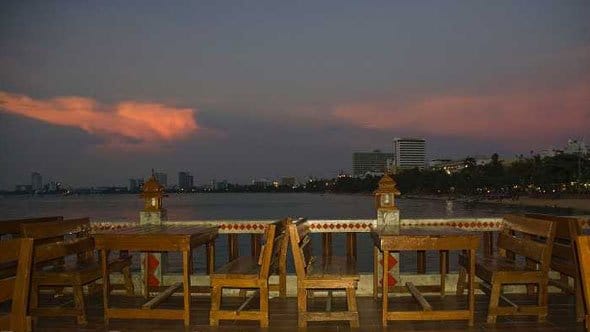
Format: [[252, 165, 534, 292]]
[[575, 277, 585, 322], [456, 266, 467, 296], [537, 281, 548, 322], [73, 285, 87, 325], [346, 287, 359, 328], [29, 280, 39, 326], [260, 285, 269, 327], [487, 282, 501, 324], [122, 265, 134, 296], [297, 287, 307, 328], [209, 285, 221, 326]]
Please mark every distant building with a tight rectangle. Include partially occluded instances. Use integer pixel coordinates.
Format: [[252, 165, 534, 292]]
[[430, 156, 493, 174], [178, 172, 194, 190], [154, 172, 168, 188], [564, 139, 587, 155], [15, 184, 32, 192], [252, 178, 271, 188], [280, 177, 297, 187], [129, 178, 144, 192], [31, 172, 42, 191], [393, 138, 426, 170], [352, 150, 394, 177]]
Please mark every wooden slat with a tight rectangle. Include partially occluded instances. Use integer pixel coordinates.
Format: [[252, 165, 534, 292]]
[[106, 308, 184, 320], [0, 239, 21, 263], [503, 214, 555, 238], [497, 232, 546, 262], [406, 282, 432, 311], [33, 237, 95, 263], [141, 282, 183, 309], [0, 216, 63, 235], [0, 277, 16, 302], [21, 218, 90, 239]]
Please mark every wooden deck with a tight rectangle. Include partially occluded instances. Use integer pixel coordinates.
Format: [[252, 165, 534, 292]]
[[31, 292, 586, 331]]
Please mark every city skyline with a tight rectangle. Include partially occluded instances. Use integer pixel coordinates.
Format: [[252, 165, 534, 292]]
[[1, 1, 589, 189]]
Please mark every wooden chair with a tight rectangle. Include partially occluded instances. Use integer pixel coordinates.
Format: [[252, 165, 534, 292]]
[[525, 213, 585, 322], [0, 238, 34, 332], [456, 214, 556, 324], [577, 235, 590, 332], [288, 219, 360, 328], [21, 218, 133, 325], [209, 220, 288, 327]]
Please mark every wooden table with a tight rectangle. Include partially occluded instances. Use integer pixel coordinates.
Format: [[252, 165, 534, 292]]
[[94, 225, 218, 327], [371, 226, 480, 326]]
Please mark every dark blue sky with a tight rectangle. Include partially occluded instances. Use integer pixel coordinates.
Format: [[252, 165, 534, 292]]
[[1, 1, 589, 188]]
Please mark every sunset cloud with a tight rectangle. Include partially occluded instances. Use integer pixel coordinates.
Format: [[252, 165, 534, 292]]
[[330, 81, 590, 147], [0, 91, 200, 147]]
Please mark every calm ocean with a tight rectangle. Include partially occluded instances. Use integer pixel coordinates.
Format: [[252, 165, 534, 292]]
[[0, 193, 573, 272]]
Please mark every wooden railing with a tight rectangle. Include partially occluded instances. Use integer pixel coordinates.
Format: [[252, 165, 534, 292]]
[[90, 217, 590, 275]]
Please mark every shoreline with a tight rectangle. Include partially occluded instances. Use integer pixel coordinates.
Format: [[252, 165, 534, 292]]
[[403, 194, 590, 213], [478, 197, 590, 213]]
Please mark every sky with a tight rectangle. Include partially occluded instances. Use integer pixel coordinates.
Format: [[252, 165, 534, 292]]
[[1, 0, 589, 189]]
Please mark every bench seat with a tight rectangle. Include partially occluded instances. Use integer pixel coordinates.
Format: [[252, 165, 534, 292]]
[[307, 256, 359, 280], [211, 256, 260, 278]]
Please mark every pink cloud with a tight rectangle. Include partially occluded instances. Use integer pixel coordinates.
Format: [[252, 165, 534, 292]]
[[0, 91, 200, 146], [331, 81, 590, 147]]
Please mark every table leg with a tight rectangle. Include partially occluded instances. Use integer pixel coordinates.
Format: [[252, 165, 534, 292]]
[[382, 250, 389, 326], [468, 248, 476, 326], [101, 249, 110, 326], [182, 250, 191, 327], [373, 246, 379, 300]]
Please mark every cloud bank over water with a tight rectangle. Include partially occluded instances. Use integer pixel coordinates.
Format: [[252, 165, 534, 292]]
[[0, 91, 200, 147], [330, 81, 590, 148]]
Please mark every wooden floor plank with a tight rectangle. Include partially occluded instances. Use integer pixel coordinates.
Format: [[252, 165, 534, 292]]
[[30, 293, 587, 331]]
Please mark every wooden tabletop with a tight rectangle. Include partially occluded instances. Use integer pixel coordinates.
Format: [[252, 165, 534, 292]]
[[94, 224, 218, 251], [371, 226, 480, 251]]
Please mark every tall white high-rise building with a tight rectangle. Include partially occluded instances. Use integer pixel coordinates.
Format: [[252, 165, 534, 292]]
[[393, 138, 426, 170]]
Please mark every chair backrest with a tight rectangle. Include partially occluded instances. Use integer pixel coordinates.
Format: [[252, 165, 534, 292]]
[[0, 216, 63, 237], [258, 219, 289, 280], [576, 235, 590, 323], [500, 214, 557, 273], [20, 217, 94, 264], [288, 219, 313, 280], [0, 238, 34, 332], [525, 213, 582, 271]]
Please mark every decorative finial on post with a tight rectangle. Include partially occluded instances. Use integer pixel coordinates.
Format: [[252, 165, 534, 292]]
[[374, 173, 401, 211]]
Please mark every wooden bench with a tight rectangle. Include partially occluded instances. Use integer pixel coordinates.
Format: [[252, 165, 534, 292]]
[[288, 219, 360, 328], [576, 235, 590, 332], [209, 219, 288, 327], [20, 218, 133, 325], [525, 213, 585, 322], [0, 238, 34, 332], [457, 214, 556, 324]]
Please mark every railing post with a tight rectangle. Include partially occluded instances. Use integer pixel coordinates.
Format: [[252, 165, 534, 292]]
[[346, 233, 357, 260], [322, 233, 332, 257], [228, 234, 239, 262], [483, 231, 494, 256], [251, 234, 261, 258], [417, 251, 426, 274]]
